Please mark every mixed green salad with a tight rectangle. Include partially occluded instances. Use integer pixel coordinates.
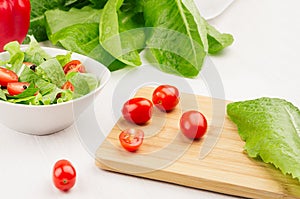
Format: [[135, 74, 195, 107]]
[[0, 36, 98, 105]]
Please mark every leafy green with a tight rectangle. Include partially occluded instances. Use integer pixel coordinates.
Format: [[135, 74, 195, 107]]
[[31, 0, 233, 77], [3, 41, 24, 74], [24, 35, 52, 65], [99, 0, 144, 66], [45, 7, 126, 71], [39, 59, 66, 87], [69, 73, 96, 98], [28, 0, 97, 42], [205, 21, 234, 54], [227, 98, 300, 181], [144, 0, 206, 77]]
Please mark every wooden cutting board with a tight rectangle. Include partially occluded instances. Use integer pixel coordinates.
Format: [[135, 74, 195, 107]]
[[95, 87, 300, 199]]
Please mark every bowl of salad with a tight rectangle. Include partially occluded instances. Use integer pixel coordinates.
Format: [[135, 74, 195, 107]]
[[0, 36, 111, 135]]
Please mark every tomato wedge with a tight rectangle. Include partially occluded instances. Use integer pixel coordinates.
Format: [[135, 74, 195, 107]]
[[61, 81, 74, 92], [63, 60, 86, 74], [0, 67, 18, 86], [7, 82, 30, 96], [119, 129, 144, 152]]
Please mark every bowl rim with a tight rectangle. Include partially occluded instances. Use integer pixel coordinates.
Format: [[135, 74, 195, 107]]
[[0, 46, 111, 108]]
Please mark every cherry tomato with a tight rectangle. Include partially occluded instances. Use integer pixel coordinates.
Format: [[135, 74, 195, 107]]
[[152, 85, 180, 112], [7, 82, 30, 96], [180, 110, 208, 140], [61, 81, 74, 92], [63, 60, 86, 74], [0, 67, 18, 86], [119, 129, 144, 152], [53, 159, 76, 192], [122, 97, 153, 125]]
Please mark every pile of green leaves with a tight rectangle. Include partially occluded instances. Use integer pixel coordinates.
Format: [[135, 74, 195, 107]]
[[0, 36, 98, 105], [227, 98, 300, 181], [29, 0, 233, 77]]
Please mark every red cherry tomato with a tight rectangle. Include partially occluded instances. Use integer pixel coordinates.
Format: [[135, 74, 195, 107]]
[[53, 159, 76, 192], [180, 110, 208, 140], [119, 129, 144, 152], [122, 97, 153, 125], [152, 84, 180, 112], [7, 82, 30, 96], [61, 81, 74, 92], [0, 67, 18, 86], [63, 60, 86, 74]]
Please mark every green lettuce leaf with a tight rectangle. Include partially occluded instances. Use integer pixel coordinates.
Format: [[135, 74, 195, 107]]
[[27, 0, 96, 42], [24, 36, 52, 65], [205, 21, 234, 54], [0, 89, 7, 101], [45, 7, 126, 71], [3, 41, 25, 74], [39, 58, 66, 87], [99, 0, 144, 66], [144, 0, 206, 78], [227, 97, 300, 181], [69, 72, 99, 99]]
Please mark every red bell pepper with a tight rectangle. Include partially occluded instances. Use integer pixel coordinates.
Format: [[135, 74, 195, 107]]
[[0, 0, 31, 52]]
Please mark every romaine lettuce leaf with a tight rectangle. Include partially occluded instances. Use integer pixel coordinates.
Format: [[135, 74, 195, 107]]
[[45, 7, 126, 71], [39, 58, 66, 87], [24, 36, 52, 65], [227, 98, 300, 181], [69, 72, 98, 99], [205, 21, 234, 54], [99, 0, 144, 66], [28, 0, 96, 42], [144, 0, 206, 78], [3, 41, 25, 74]]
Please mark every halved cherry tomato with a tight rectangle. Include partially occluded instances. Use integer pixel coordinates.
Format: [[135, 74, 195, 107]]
[[63, 60, 86, 74], [180, 110, 208, 140], [152, 84, 180, 112], [57, 81, 74, 99], [0, 67, 18, 86], [122, 97, 153, 125], [7, 82, 30, 96], [53, 159, 76, 192], [61, 81, 74, 92], [119, 129, 144, 152]]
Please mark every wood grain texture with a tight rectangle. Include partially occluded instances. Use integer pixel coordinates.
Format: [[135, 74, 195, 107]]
[[95, 87, 300, 199]]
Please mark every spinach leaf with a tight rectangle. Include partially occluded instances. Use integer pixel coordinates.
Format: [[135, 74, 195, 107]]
[[227, 98, 300, 181], [144, 0, 206, 77]]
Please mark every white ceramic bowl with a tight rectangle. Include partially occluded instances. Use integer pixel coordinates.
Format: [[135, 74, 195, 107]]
[[0, 47, 111, 135]]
